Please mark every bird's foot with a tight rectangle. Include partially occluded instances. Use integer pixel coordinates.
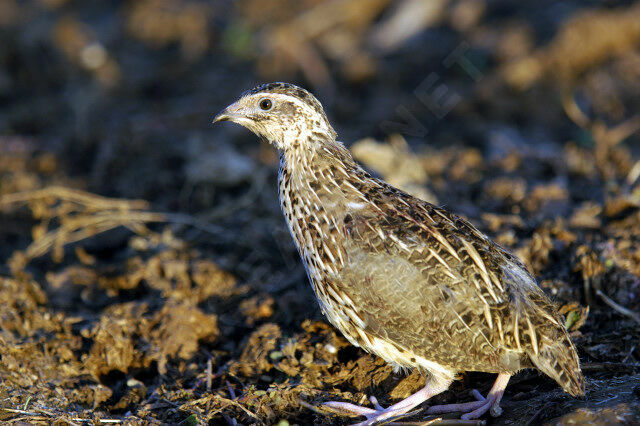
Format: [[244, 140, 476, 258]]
[[323, 380, 452, 425], [324, 395, 419, 425], [426, 389, 499, 419], [426, 373, 510, 420]]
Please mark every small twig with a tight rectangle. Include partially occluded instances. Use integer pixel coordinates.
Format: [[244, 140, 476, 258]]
[[226, 381, 237, 400], [0, 408, 122, 423], [601, 115, 640, 147], [206, 395, 260, 420], [22, 396, 32, 411], [201, 167, 269, 222], [404, 420, 485, 425], [0, 408, 39, 416], [561, 92, 591, 129], [206, 358, 213, 392], [223, 415, 238, 426], [562, 93, 640, 147], [596, 289, 640, 325], [595, 395, 619, 405], [297, 399, 328, 415], [0, 186, 149, 210], [581, 362, 640, 372], [623, 346, 636, 363], [163, 212, 226, 237], [525, 402, 549, 426]]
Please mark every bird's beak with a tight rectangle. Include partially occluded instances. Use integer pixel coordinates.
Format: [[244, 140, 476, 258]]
[[213, 101, 244, 124], [213, 108, 231, 123]]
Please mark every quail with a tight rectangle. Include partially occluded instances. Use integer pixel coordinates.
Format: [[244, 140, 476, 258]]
[[214, 82, 585, 425]]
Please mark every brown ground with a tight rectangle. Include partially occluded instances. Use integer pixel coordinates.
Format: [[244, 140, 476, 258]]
[[1, 1, 640, 425]]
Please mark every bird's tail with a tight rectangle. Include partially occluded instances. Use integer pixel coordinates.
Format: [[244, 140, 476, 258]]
[[527, 328, 585, 397]]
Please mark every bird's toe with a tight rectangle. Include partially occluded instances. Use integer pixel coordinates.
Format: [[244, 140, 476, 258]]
[[323, 401, 377, 417]]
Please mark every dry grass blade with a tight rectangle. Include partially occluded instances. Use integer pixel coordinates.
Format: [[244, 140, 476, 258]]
[[0, 186, 222, 270], [0, 186, 149, 211], [205, 395, 260, 421], [0, 186, 165, 269], [23, 210, 165, 260], [0, 407, 122, 424]]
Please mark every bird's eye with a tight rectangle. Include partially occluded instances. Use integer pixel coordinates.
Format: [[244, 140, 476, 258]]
[[259, 98, 272, 110]]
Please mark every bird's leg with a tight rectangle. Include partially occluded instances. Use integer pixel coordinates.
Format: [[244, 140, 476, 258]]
[[324, 377, 452, 425], [427, 373, 510, 420]]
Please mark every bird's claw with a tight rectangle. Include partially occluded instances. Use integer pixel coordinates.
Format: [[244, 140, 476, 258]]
[[426, 373, 509, 420], [323, 400, 419, 425], [426, 388, 503, 420]]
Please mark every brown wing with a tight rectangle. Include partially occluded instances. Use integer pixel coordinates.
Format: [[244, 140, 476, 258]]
[[336, 182, 582, 393]]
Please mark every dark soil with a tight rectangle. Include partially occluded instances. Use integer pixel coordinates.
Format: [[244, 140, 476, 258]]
[[1, 1, 640, 424]]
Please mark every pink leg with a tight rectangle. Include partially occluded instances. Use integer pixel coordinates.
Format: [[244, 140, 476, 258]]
[[427, 373, 510, 420], [324, 377, 452, 425]]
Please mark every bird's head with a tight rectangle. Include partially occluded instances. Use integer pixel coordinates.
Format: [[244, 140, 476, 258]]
[[213, 82, 337, 150]]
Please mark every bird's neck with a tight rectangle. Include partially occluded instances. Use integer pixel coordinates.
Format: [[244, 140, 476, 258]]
[[277, 133, 359, 282], [277, 128, 358, 206], [279, 132, 355, 181]]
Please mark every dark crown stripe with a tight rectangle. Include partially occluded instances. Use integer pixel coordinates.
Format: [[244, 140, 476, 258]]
[[242, 82, 325, 116]]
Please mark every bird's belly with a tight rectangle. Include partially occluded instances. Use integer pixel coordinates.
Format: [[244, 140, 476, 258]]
[[310, 266, 525, 378], [310, 275, 457, 380]]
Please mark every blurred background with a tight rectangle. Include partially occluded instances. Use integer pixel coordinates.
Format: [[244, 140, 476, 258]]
[[1, 0, 640, 424]]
